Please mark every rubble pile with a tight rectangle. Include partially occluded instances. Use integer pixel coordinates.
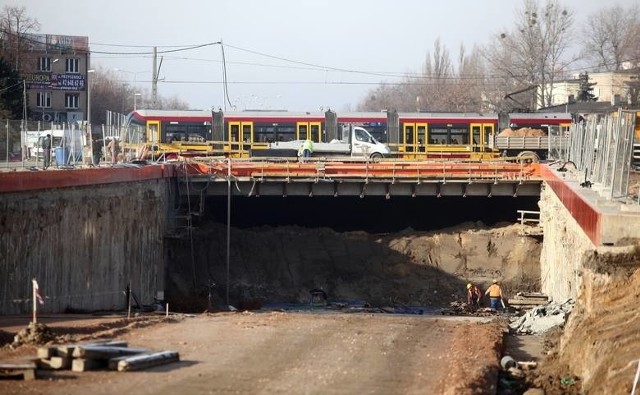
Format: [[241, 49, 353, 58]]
[[440, 301, 497, 316], [10, 322, 56, 348], [509, 299, 575, 334]]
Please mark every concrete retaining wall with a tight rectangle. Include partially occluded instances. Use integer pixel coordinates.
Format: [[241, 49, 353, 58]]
[[0, 179, 173, 314], [539, 183, 596, 301]]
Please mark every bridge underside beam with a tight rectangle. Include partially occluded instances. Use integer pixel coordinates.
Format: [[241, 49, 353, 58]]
[[181, 179, 541, 197]]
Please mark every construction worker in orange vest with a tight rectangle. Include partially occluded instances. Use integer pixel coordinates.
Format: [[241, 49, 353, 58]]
[[485, 279, 504, 311], [466, 283, 482, 308]]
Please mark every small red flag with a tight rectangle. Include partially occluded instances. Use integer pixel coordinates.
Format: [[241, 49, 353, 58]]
[[32, 279, 44, 305]]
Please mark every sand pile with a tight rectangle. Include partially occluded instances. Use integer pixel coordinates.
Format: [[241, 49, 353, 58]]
[[498, 128, 547, 137]]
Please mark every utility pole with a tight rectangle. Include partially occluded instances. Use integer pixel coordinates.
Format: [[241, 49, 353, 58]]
[[22, 80, 26, 167], [152, 46, 158, 109]]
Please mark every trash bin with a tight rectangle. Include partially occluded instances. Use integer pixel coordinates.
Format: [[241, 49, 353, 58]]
[[55, 147, 69, 166]]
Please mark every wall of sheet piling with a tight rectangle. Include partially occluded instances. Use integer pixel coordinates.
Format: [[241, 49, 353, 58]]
[[0, 178, 175, 314]]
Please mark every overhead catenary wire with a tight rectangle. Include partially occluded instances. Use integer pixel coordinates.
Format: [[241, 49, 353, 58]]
[[4, 28, 635, 83]]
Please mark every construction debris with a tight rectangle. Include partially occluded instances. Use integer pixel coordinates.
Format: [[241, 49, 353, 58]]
[[440, 301, 498, 316], [11, 322, 56, 348], [497, 355, 541, 393], [33, 339, 179, 375], [509, 299, 575, 334], [508, 292, 550, 311]]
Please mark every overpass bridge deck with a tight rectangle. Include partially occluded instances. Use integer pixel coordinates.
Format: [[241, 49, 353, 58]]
[[183, 158, 541, 181], [178, 158, 543, 198], [1, 159, 637, 245]]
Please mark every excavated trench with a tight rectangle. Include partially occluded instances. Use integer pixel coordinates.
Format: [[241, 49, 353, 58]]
[[164, 196, 543, 311]]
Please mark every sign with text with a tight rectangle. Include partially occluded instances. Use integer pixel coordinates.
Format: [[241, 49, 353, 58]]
[[23, 33, 89, 52], [25, 73, 86, 91]]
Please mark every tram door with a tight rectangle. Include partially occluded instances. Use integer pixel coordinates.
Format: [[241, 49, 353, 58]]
[[228, 122, 253, 154], [147, 120, 160, 146], [296, 122, 321, 142], [471, 123, 495, 153], [402, 123, 427, 153], [471, 124, 481, 152], [484, 124, 495, 152]]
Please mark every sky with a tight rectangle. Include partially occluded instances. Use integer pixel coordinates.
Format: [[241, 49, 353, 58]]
[[6, 0, 638, 112]]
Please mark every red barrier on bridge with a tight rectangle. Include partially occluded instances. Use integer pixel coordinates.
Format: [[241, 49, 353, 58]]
[[180, 159, 542, 181], [0, 165, 176, 193], [539, 165, 601, 245]]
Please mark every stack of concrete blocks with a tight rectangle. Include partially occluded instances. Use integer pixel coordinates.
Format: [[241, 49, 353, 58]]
[[36, 340, 179, 373]]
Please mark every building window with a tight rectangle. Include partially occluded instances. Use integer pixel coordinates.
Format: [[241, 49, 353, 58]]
[[37, 92, 51, 108], [65, 93, 79, 109], [38, 57, 52, 72], [66, 58, 79, 73]]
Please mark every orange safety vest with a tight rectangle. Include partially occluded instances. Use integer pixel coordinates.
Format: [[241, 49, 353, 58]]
[[486, 284, 502, 298]]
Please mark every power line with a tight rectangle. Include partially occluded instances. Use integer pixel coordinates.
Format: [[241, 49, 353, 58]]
[[0, 79, 23, 93], [223, 43, 404, 79], [4, 29, 638, 90], [5, 28, 637, 80], [0, 29, 221, 55]]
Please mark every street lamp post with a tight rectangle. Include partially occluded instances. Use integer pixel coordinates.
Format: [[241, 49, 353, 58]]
[[134, 93, 141, 111], [87, 69, 95, 126], [87, 69, 95, 165], [115, 69, 146, 112]]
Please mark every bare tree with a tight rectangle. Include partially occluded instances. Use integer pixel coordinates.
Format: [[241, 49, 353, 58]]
[[155, 95, 189, 111], [483, 0, 573, 110], [629, 22, 640, 68], [0, 6, 40, 73], [359, 38, 488, 113], [582, 5, 639, 71], [451, 44, 486, 111], [89, 66, 189, 124]]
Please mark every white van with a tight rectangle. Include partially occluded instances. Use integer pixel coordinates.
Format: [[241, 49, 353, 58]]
[[265, 125, 390, 159]]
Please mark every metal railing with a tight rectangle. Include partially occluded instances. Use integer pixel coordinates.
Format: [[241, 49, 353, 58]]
[[547, 125, 571, 162], [0, 112, 129, 169], [0, 119, 88, 169]]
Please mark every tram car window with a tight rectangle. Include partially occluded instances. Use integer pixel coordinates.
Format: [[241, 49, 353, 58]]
[[430, 127, 448, 144], [450, 127, 468, 145]]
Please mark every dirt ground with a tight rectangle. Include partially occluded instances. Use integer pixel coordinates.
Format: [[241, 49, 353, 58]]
[[0, 312, 505, 395]]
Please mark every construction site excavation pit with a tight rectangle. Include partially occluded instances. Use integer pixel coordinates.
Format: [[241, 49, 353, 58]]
[[165, 195, 542, 312], [0, 191, 557, 395]]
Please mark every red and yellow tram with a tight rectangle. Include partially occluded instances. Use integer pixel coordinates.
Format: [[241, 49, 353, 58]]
[[123, 109, 572, 160]]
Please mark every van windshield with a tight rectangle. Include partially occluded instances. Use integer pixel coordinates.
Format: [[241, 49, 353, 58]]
[[354, 128, 373, 143]]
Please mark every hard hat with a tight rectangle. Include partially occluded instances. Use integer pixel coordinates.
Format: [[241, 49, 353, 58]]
[[492, 279, 498, 284], [466, 283, 472, 289]]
